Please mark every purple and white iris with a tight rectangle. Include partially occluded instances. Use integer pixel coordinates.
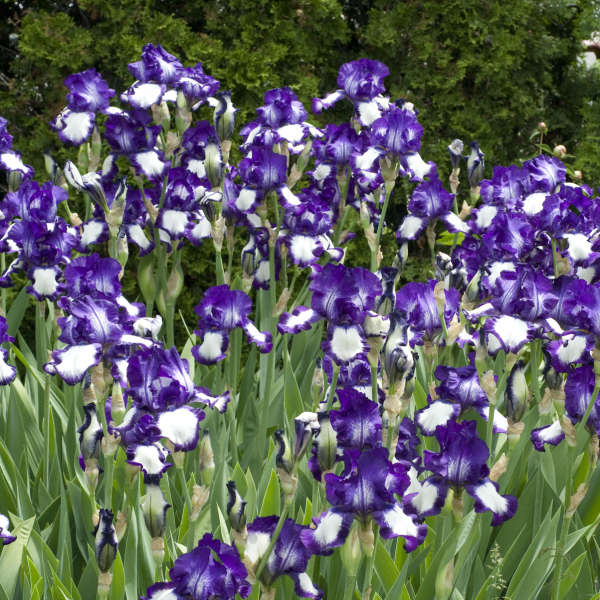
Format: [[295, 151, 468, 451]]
[[192, 285, 272, 365], [245, 517, 322, 598], [143, 533, 251, 600], [423, 420, 517, 524]]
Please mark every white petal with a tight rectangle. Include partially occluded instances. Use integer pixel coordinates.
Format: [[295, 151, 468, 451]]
[[379, 504, 419, 537], [32, 267, 59, 297], [410, 480, 440, 514], [355, 146, 381, 170], [330, 326, 365, 362], [398, 215, 425, 240], [312, 163, 332, 182], [557, 334, 587, 364], [56, 110, 94, 144], [161, 209, 188, 236], [245, 531, 271, 565], [236, 188, 258, 212], [487, 261, 516, 287], [296, 572, 320, 597], [0, 151, 28, 172], [357, 101, 382, 126], [133, 150, 166, 179], [488, 315, 529, 353], [472, 481, 508, 514], [289, 235, 319, 265], [564, 233, 593, 261], [314, 511, 344, 545], [125, 83, 164, 109], [480, 406, 508, 433], [128, 224, 152, 250], [475, 205, 497, 229], [405, 152, 431, 180], [130, 444, 168, 475], [81, 220, 105, 247], [277, 123, 305, 144], [50, 344, 102, 383], [417, 401, 457, 434], [523, 192, 547, 216], [186, 158, 206, 178], [279, 185, 301, 207], [197, 331, 226, 362], [443, 212, 468, 233], [158, 408, 200, 448]]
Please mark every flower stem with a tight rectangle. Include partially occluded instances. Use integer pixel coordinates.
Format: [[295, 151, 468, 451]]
[[343, 574, 357, 600]]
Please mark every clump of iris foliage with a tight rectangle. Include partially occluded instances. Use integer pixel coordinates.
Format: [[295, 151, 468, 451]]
[[0, 43, 598, 600]]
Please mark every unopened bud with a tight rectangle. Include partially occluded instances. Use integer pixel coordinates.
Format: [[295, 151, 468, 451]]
[[560, 415, 577, 447], [567, 483, 588, 518], [141, 483, 170, 538], [435, 559, 455, 600], [277, 468, 298, 504], [553, 145, 567, 158], [274, 287, 291, 317], [151, 537, 165, 565], [165, 261, 184, 304], [538, 122, 548, 133], [226, 481, 247, 531], [507, 421, 525, 448], [212, 215, 226, 252], [489, 454, 508, 481], [433, 280, 446, 314], [480, 370, 497, 405], [191, 485, 210, 521], [198, 431, 215, 486], [358, 521, 374, 557], [102, 433, 120, 458], [115, 511, 127, 541], [340, 523, 362, 576]]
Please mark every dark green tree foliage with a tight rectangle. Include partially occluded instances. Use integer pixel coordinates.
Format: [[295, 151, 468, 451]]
[[1, 0, 599, 178], [360, 0, 597, 178]]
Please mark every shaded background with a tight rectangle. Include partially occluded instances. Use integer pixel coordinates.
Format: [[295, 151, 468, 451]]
[[1, 0, 600, 181]]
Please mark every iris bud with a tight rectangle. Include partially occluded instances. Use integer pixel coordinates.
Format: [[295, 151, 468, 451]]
[[466, 141, 484, 188], [212, 91, 236, 141], [274, 430, 293, 474], [448, 138, 464, 170], [7, 170, 22, 193], [165, 260, 184, 305], [204, 139, 223, 188], [293, 413, 318, 462], [94, 509, 118, 573], [44, 152, 59, 183], [78, 403, 103, 464], [340, 522, 362, 577], [314, 412, 338, 479], [227, 480, 247, 532], [141, 483, 170, 538], [198, 430, 215, 486], [137, 254, 156, 307], [506, 360, 528, 421]]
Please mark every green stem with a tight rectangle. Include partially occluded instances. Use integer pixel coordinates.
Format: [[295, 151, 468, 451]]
[[177, 465, 192, 516], [215, 249, 226, 285], [551, 238, 560, 279], [362, 527, 378, 599], [325, 365, 340, 411], [103, 454, 114, 510], [343, 574, 357, 600], [370, 182, 394, 272], [552, 447, 574, 600], [255, 503, 290, 580]]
